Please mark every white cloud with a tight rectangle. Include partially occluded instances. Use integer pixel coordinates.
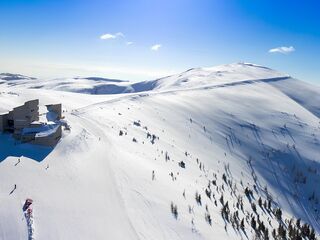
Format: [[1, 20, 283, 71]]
[[100, 32, 124, 40], [151, 44, 161, 51], [126, 41, 133, 45], [269, 46, 295, 54], [100, 34, 116, 40], [115, 32, 125, 38]]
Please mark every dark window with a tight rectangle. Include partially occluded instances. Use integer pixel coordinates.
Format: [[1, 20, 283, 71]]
[[7, 120, 14, 127]]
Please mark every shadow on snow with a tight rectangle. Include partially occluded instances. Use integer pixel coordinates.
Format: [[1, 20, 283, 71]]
[[0, 133, 52, 162]]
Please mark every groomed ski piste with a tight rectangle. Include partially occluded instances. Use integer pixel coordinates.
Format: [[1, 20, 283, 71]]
[[0, 63, 319, 239]]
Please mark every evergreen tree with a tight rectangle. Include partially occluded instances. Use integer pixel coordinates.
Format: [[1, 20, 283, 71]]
[[275, 208, 282, 221], [205, 213, 212, 226], [251, 202, 257, 213], [277, 224, 286, 239], [170, 202, 178, 219], [240, 218, 245, 231], [258, 197, 262, 208], [251, 217, 256, 230]]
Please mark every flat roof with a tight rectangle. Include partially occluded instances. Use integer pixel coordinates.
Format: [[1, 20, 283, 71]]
[[21, 123, 60, 136]]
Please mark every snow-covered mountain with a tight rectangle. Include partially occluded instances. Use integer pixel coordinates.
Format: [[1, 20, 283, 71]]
[[0, 73, 36, 81], [0, 63, 290, 94], [0, 63, 319, 240]]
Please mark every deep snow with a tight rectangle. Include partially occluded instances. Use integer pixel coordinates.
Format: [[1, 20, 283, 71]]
[[0, 63, 319, 240]]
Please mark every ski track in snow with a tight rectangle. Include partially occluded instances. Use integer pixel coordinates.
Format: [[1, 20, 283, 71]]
[[0, 63, 319, 239]]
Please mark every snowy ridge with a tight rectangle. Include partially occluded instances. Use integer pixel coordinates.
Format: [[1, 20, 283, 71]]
[[150, 62, 289, 91], [0, 63, 319, 240], [0, 73, 36, 81], [1, 62, 289, 95]]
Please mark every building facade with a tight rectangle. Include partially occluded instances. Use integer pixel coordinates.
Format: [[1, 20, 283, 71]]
[[0, 99, 62, 147]]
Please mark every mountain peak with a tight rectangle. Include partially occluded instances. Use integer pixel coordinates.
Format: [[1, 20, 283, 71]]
[[152, 62, 289, 91]]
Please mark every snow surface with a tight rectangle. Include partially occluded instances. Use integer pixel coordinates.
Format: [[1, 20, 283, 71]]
[[0, 63, 319, 240], [21, 124, 60, 138]]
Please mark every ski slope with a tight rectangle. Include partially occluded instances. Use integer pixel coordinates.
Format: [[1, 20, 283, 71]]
[[0, 63, 319, 240]]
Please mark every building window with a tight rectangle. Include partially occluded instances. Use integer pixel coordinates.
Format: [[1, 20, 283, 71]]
[[8, 120, 14, 127]]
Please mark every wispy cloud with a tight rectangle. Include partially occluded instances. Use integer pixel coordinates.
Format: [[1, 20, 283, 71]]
[[151, 44, 161, 51], [100, 32, 124, 40], [126, 41, 133, 45], [269, 46, 295, 54]]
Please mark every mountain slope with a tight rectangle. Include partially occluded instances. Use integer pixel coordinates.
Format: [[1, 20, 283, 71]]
[[0, 63, 319, 240], [0, 62, 290, 95], [268, 77, 320, 118]]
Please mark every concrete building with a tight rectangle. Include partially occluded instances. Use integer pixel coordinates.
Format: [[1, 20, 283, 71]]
[[0, 99, 39, 133], [0, 99, 62, 147], [21, 124, 62, 146], [46, 104, 62, 120]]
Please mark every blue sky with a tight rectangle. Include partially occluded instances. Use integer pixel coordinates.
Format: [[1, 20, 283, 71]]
[[0, 0, 319, 83]]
